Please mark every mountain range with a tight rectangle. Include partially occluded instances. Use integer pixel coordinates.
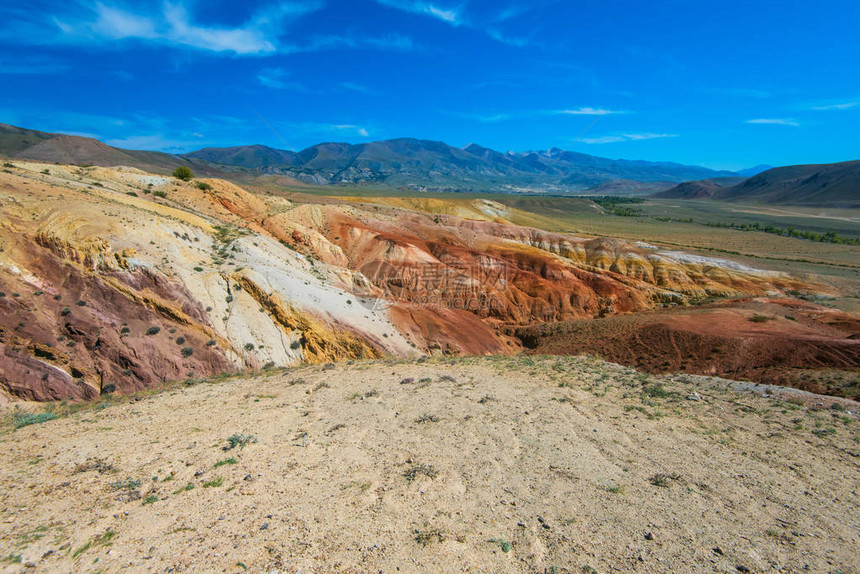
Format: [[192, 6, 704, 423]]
[[655, 160, 860, 207], [2, 123, 736, 193], [182, 140, 739, 191]]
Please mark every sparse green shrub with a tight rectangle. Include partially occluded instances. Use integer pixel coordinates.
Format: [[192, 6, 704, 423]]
[[175, 336, 186, 345], [215, 457, 237, 468], [649, 473, 681, 487], [142, 495, 158, 505], [196, 181, 212, 191], [146, 326, 160, 336], [153, 190, 167, 198], [243, 343, 254, 351], [749, 314, 772, 323], [414, 528, 444, 546], [224, 433, 256, 450], [76, 300, 86, 306], [172, 166, 194, 181], [109, 478, 142, 491], [403, 463, 437, 482], [13, 412, 58, 429], [181, 347, 194, 357], [202, 476, 223, 488], [60, 307, 71, 316]]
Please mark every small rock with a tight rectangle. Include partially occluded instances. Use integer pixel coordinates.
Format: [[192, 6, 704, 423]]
[[644, 532, 654, 541], [399, 378, 414, 385], [194, 470, 205, 478], [260, 523, 269, 530], [687, 392, 701, 401], [322, 363, 336, 371], [737, 566, 750, 573], [244, 474, 253, 481], [24, 562, 36, 568], [713, 547, 724, 555]]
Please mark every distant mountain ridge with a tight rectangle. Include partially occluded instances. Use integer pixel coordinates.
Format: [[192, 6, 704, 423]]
[[655, 160, 860, 207], [183, 139, 738, 191]]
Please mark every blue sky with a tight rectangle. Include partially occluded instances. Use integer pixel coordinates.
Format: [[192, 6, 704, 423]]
[[1, 0, 858, 170]]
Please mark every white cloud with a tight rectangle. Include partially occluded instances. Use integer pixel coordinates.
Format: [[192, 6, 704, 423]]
[[257, 67, 313, 91], [375, 0, 538, 46], [576, 133, 678, 144], [376, 0, 464, 25], [746, 118, 800, 127], [557, 107, 626, 116], [48, 1, 323, 55], [811, 102, 857, 111]]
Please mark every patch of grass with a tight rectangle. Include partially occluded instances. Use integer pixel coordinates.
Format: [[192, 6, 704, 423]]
[[649, 472, 681, 488], [349, 389, 379, 401], [812, 427, 837, 438], [489, 538, 512, 553], [172, 483, 195, 494], [202, 476, 223, 488], [109, 478, 142, 491], [72, 541, 91, 559], [74, 458, 115, 474], [2, 554, 22, 564], [214, 457, 237, 468], [642, 383, 678, 399], [13, 412, 58, 429], [73, 528, 115, 559], [342, 481, 372, 492], [414, 527, 444, 546], [224, 433, 256, 450], [749, 314, 773, 323], [607, 484, 625, 494], [403, 463, 438, 482], [142, 495, 158, 505]]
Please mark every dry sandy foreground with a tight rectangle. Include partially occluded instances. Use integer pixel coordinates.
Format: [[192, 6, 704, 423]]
[[0, 356, 858, 573]]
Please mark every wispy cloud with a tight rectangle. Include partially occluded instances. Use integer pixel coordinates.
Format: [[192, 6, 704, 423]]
[[4, 1, 420, 57], [376, 0, 464, 25], [557, 107, 627, 116], [453, 106, 627, 122], [746, 118, 800, 127], [811, 102, 857, 111], [576, 133, 678, 144], [49, 1, 325, 55], [375, 0, 540, 47], [280, 121, 373, 139], [257, 67, 312, 91], [453, 112, 513, 123]]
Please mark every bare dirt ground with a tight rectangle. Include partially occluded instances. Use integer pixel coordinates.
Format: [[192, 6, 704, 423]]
[[1, 355, 858, 573]]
